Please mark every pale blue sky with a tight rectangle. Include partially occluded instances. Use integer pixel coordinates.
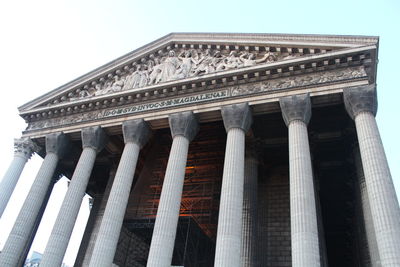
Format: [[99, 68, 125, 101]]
[[0, 0, 399, 265]]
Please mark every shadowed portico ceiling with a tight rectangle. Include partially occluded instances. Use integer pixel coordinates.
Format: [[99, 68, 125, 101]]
[[18, 33, 378, 137]]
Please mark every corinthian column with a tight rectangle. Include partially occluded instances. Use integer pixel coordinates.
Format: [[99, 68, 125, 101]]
[[280, 94, 320, 267], [147, 111, 198, 267], [0, 133, 68, 267], [354, 146, 381, 266], [0, 138, 39, 218], [89, 119, 150, 267], [344, 85, 400, 266], [214, 103, 252, 267], [241, 146, 258, 267], [40, 126, 106, 267]]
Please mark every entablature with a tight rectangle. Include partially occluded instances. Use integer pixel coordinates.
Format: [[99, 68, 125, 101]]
[[19, 33, 378, 111], [18, 33, 378, 140]]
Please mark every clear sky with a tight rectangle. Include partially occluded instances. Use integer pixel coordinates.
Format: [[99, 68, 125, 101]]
[[0, 0, 399, 265]]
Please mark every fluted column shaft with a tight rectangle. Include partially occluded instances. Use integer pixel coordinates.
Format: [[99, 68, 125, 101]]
[[215, 128, 245, 267], [0, 153, 58, 267], [88, 143, 139, 266], [280, 94, 320, 267], [0, 133, 67, 267], [80, 170, 116, 266], [355, 112, 400, 266], [0, 138, 38, 218], [40, 127, 106, 267], [289, 120, 320, 266], [354, 146, 381, 266], [0, 156, 28, 217], [215, 103, 252, 267], [344, 85, 400, 266], [147, 135, 189, 267], [241, 154, 258, 267], [89, 119, 150, 267], [147, 111, 198, 267], [40, 148, 97, 267]]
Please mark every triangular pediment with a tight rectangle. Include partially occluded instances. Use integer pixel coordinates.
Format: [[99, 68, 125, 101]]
[[19, 32, 378, 114]]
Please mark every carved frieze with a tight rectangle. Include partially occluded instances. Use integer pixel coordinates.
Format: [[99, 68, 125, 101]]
[[26, 66, 367, 131], [231, 66, 367, 96], [54, 48, 297, 105]]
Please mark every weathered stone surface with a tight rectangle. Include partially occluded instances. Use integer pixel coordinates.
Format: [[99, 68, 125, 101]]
[[0, 138, 40, 218], [221, 103, 252, 132], [89, 130, 145, 266], [147, 135, 190, 267], [122, 119, 151, 147], [169, 111, 199, 141], [215, 127, 246, 267], [355, 111, 400, 266], [288, 119, 321, 267], [40, 128, 105, 267], [23, 66, 367, 133], [13, 137, 39, 159], [279, 93, 311, 126], [354, 146, 380, 266], [241, 149, 258, 267], [82, 126, 107, 152], [0, 133, 62, 266], [45, 132, 69, 158], [344, 84, 377, 120]]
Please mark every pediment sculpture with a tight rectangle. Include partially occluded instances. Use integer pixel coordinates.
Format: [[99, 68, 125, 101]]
[[67, 48, 291, 102]]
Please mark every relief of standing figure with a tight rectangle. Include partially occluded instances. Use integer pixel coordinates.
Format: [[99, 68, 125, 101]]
[[130, 64, 142, 89], [138, 64, 149, 88], [148, 54, 163, 85], [111, 76, 124, 92], [123, 64, 140, 90], [159, 50, 180, 82], [172, 50, 196, 79]]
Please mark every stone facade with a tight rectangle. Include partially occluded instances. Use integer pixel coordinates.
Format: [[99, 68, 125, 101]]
[[1, 33, 398, 267]]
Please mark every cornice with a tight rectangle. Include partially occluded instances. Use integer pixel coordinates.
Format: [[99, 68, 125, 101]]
[[168, 32, 379, 47]]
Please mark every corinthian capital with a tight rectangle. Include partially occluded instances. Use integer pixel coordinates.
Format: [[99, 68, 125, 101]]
[[46, 132, 69, 158], [14, 137, 40, 159], [82, 126, 107, 153], [343, 84, 377, 120], [279, 93, 312, 126], [169, 111, 199, 141], [123, 119, 151, 147], [221, 103, 253, 133]]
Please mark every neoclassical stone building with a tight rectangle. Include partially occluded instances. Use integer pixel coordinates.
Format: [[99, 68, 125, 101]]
[[0, 33, 399, 267]]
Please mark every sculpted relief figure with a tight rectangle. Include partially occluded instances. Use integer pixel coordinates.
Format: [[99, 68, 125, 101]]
[[224, 51, 243, 70], [111, 76, 125, 92], [240, 52, 275, 67], [129, 64, 142, 89], [172, 50, 195, 79], [64, 47, 283, 102], [94, 76, 125, 96], [95, 80, 113, 96], [192, 49, 214, 75], [148, 54, 163, 85], [159, 50, 180, 82]]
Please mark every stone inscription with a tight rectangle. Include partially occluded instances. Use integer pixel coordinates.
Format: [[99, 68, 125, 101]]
[[26, 66, 367, 131], [102, 90, 229, 118]]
